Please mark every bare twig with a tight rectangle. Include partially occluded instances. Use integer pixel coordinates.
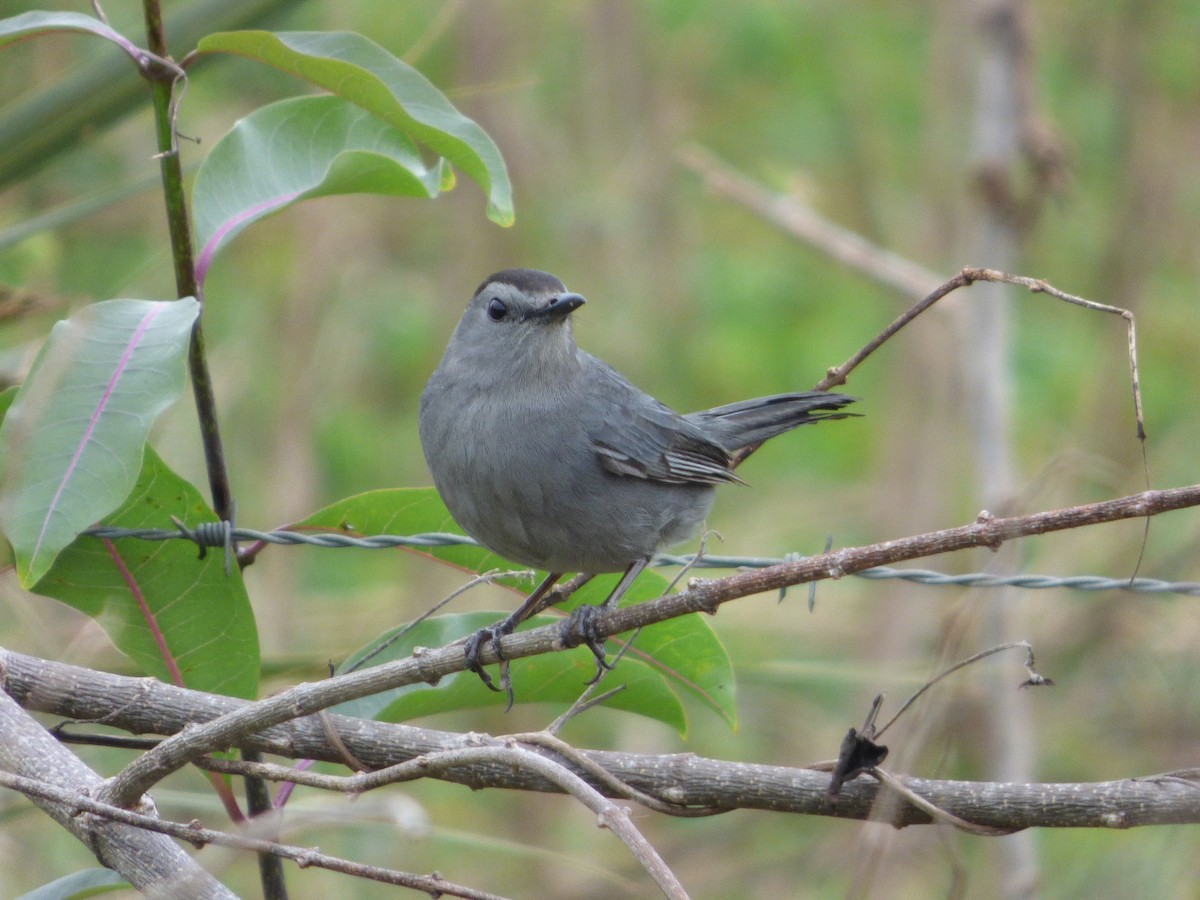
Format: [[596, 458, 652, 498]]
[[197, 741, 690, 899], [510, 731, 726, 818], [678, 144, 943, 300], [546, 646, 636, 734], [717, 266, 1142, 474], [815, 268, 1143, 447], [870, 769, 1015, 836], [679, 149, 1141, 450], [346, 568, 534, 673], [874, 641, 1046, 738]]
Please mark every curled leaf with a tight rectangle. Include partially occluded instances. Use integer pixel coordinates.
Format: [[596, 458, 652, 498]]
[[193, 95, 450, 280], [199, 30, 513, 226]]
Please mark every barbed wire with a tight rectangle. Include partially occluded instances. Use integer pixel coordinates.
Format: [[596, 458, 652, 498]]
[[81, 523, 1200, 597]]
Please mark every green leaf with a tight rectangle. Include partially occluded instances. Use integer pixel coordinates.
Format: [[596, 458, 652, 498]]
[[17, 867, 130, 899], [0, 11, 144, 65], [197, 30, 513, 225], [297, 487, 517, 577], [0, 298, 199, 586], [299, 488, 737, 730], [33, 446, 259, 699], [0, 385, 16, 420], [192, 95, 451, 278], [335, 612, 685, 731]]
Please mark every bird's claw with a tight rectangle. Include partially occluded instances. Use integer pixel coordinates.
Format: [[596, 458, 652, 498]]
[[560, 605, 616, 685], [464, 622, 516, 710]]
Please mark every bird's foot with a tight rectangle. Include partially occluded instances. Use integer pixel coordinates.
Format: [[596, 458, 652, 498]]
[[560, 605, 616, 685], [464, 619, 516, 711]]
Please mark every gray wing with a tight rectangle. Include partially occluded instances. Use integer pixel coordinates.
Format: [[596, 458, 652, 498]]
[[581, 355, 742, 486]]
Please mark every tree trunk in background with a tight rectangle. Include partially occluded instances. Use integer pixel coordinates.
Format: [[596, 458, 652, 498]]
[[963, 1, 1039, 896]]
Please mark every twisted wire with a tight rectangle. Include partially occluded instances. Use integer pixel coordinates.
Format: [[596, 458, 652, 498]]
[[80, 524, 1200, 597]]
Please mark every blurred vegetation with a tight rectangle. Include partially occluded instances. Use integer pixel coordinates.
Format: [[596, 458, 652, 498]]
[[1, 0, 1198, 897]]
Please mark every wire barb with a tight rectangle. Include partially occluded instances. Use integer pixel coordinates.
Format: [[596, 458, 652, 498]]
[[170, 512, 235, 575]]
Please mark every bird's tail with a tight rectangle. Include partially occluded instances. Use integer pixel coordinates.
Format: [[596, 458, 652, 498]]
[[686, 392, 857, 454]]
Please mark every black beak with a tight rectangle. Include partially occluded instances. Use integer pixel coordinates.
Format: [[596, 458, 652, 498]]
[[533, 292, 586, 320]]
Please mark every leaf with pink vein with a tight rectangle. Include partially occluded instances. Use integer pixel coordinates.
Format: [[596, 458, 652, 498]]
[[0, 298, 199, 585]]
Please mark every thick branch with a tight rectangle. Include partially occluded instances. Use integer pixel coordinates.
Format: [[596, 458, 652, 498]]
[[4, 650, 1198, 830], [87, 483, 1199, 807], [0, 685, 234, 898]]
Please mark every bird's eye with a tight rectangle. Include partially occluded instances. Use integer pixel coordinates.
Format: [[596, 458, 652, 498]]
[[486, 297, 507, 321]]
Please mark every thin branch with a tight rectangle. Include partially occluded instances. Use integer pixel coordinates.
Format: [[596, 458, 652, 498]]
[[720, 266, 1141, 472], [0, 768, 504, 899], [870, 768, 1015, 836], [679, 148, 1142, 448], [545, 683, 628, 735], [199, 741, 690, 899], [874, 641, 1041, 738], [509, 731, 725, 818], [678, 144, 943, 300], [962, 268, 1143, 439], [346, 568, 534, 673], [815, 267, 1143, 446]]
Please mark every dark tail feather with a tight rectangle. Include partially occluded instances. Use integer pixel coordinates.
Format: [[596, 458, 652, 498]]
[[685, 392, 857, 452]]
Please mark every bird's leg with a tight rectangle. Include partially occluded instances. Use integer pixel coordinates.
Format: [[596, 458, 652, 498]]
[[464, 571, 563, 708], [521, 571, 594, 619], [560, 558, 648, 684]]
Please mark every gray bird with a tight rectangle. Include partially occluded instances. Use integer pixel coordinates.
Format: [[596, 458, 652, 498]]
[[420, 268, 855, 701]]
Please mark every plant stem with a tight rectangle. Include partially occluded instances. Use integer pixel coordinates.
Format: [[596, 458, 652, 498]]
[[140, 0, 234, 523]]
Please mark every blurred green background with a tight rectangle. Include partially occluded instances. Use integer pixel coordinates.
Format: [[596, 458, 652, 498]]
[[1, 1, 1198, 897]]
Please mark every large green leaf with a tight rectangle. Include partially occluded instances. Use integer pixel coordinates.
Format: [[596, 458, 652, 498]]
[[0, 10, 144, 64], [0, 298, 199, 586], [197, 30, 513, 225], [192, 94, 452, 279], [34, 446, 259, 699], [298, 489, 737, 730]]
